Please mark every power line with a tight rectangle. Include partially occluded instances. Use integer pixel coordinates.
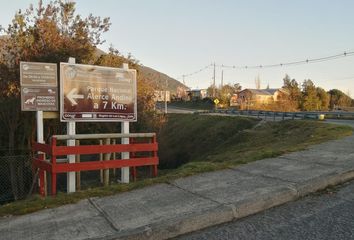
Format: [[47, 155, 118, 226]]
[[176, 64, 212, 80], [218, 51, 354, 69], [178, 50, 354, 79]]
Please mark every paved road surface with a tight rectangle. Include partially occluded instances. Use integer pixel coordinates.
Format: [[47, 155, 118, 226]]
[[325, 119, 354, 128], [155, 103, 196, 114], [175, 180, 354, 240]]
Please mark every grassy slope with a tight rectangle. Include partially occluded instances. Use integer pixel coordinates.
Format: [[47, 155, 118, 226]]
[[158, 114, 258, 168], [0, 114, 352, 217]]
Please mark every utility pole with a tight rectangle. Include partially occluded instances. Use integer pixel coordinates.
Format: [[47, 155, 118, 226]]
[[182, 75, 185, 85], [221, 70, 224, 87], [165, 78, 168, 114], [213, 62, 216, 98]]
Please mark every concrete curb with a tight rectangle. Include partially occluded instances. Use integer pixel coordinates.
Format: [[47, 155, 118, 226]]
[[96, 205, 234, 240], [95, 169, 354, 240]]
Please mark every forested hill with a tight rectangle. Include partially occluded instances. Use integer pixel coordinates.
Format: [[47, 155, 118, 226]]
[[137, 65, 188, 94], [93, 47, 188, 94]]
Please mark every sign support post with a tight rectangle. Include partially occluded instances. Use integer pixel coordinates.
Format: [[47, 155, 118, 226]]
[[20, 61, 58, 196], [67, 57, 76, 193], [36, 110, 46, 195], [60, 60, 137, 185], [121, 63, 130, 183], [36, 111, 44, 143]]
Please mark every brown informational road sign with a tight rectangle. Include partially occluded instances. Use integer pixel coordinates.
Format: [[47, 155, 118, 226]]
[[20, 62, 58, 111], [21, 87, 58, 111], [60, 63, 137, 122], [20, 62, 57, 87]]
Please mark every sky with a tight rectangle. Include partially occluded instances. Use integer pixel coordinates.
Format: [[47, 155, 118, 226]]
[[1, 0, 354, 94]]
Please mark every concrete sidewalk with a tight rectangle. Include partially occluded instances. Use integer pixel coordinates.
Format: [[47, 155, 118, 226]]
[[1, 134, 354, 240]]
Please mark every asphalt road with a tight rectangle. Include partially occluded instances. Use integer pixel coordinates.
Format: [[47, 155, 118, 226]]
[[325, 119, 354, 128], [175, 180, 354, 240]]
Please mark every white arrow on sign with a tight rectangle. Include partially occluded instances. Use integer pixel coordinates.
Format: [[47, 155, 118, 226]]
[[66, 88, 84, 105]]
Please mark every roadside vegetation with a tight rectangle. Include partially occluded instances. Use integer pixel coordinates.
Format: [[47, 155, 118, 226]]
[[207, 75, 354, 111], [0, 114, 351, 217], [168, 99, 214, 110]]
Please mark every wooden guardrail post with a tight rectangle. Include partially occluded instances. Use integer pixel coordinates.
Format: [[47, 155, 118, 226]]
[[103, 138, 111, 186], [75, 140, 81, 191], [51, 137, 57, 196], [112, 139, 116, 178], [99, 139, 103, 183]]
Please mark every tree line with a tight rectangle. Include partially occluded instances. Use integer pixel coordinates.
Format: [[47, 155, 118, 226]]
[[205, 75, 352, 112], [282, 74, 352, 111]]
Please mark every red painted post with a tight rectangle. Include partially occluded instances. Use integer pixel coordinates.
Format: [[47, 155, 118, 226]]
[[130, 137, 137, 181], [131, 167, 137, 181], [152, 135, 158, 177], [51, 138, 57, 195], [38, 154, 45, 196], [51, 171, 57, 196], [33, 134, 159, 195]]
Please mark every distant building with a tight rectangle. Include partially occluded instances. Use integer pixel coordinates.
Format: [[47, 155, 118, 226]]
[[154, 90, 171, 102], [237, 88, 288, 107], [230, 94, 239, 106], [186, 89, 208, 101], [173, 86, 189, 101]]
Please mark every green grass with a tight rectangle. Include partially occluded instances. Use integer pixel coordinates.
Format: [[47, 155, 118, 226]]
[[158, 114, 259, 168], [0, 114, 352, 217]]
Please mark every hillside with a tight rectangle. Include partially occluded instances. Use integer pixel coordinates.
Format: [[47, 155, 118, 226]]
[[137, 65, 189, 94], [94, 47, 188, 95], [1, 35, 189, 95]]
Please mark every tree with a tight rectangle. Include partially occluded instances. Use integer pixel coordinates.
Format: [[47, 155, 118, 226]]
[[233, 83, 242, 92], [206, 83, 242, 106], [316, 87, 330, 110], [328, 89, 353, 109], [0, 0, 112, 200], [219, 84, 236, 106], [95, 47, 164, 132], [282, 74, 301, 110], [0, 0, 111, 152], [301, 79, 321, 111]]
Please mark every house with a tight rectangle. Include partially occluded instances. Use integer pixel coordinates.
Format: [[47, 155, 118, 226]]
[[186, 89, 208, 101], [237, 88, 288, 107]]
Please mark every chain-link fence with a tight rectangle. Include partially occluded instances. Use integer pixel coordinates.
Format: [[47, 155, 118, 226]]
[[0, 153, 34, 204]]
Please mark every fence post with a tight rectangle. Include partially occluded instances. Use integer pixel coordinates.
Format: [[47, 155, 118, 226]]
[[104, 138, 111, 186], [66, 57, 76, 193], [121, 63, 130, 184], [75, 140, 81, 191], [51, 137, 57, 195], [38, 154, 45, 196], [130, 137, 137, 181], [99, 139, 103, 183], [112, 139, 116, 178], [152, 135, 158, 177]]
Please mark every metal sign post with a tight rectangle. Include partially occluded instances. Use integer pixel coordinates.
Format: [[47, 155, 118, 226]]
[[121, 63, 130, 183], [20, 61, 58, 196], [60, 61, 137, 186], [67, 57, 76, 193]]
